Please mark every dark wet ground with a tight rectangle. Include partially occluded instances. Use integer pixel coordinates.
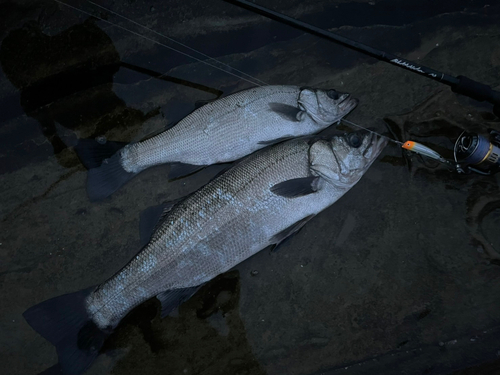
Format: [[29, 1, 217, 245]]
[[2, 0, 500, 374]]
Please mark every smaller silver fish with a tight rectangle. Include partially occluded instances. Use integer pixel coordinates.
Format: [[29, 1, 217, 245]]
[[80, 85, 358, 200]]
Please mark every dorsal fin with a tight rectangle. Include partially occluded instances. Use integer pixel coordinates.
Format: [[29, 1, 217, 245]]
[[139, 198, 184, 246]]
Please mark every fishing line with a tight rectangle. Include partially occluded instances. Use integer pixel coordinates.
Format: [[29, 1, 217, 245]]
[[341, 119, 402, 145], [342, 119, 454, 166], [53, 0, 266, 87], [87, 1, 269, 87]]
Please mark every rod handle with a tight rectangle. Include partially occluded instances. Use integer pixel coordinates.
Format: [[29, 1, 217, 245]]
[[452, 76, 500, 113]]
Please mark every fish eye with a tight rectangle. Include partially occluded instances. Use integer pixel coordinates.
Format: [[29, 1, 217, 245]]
[[327, 89, 339, 100], [347, 133, 362, 148]]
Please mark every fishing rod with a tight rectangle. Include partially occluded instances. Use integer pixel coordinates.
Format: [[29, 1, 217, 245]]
[[224, 0, 500, 118], [227, 0, 500, 175]]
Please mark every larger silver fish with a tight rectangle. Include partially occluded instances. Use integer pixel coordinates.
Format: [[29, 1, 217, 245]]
[[83, 85, 358, 200], [24, 131, 386, 375]]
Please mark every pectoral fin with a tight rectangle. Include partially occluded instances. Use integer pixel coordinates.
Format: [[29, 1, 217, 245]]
[[270, 176, 320, 198], [268, 102, 303, 122], [270, 215, 315, 251], [157, 286, 202, 318]]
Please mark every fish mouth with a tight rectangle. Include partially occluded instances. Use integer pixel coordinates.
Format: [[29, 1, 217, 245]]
[[357, 131, 388, 161], [367, 132, 389, 157], [338, 96, 359, 114]]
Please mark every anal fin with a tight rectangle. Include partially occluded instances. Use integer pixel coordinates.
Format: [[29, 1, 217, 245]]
[[157, 286, 202, 318], [270, 215, 315, 251], [168, 163, 205, 180], [258, 136, 293, 146]]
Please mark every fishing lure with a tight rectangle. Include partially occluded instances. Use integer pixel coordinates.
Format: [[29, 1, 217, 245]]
[[341, 119, 451, 165], [401, 141, 449, 164]]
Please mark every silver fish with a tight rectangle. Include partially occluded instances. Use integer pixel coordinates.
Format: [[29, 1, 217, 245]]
[[24, 131, 386, 375], [83, 85, 358, 200]]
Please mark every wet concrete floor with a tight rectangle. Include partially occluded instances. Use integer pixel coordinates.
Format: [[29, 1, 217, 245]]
[[1, 0, 500, 374]]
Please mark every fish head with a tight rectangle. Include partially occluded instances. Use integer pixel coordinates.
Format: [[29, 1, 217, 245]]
[[310, 131, 387, 188], [298, 88, 358, 126]]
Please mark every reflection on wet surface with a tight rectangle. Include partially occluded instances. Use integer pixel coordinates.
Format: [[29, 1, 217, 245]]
[[0, 19, 158, 172], [2, 1, 500, 375], [102, 271, 266, 375], [385, 89, 500, 258], [466, 179, 500, 262]]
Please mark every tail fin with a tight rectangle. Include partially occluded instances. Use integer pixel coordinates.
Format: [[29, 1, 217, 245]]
[[74, 139, 127, 170], [23, 287, 109, 375], [74, 139, 135, 201], [86, 153, 136, 201]]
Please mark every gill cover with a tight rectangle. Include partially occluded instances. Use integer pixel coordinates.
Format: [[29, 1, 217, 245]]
[[298, 88, 357, 126], [309, 132, 383, 187]]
